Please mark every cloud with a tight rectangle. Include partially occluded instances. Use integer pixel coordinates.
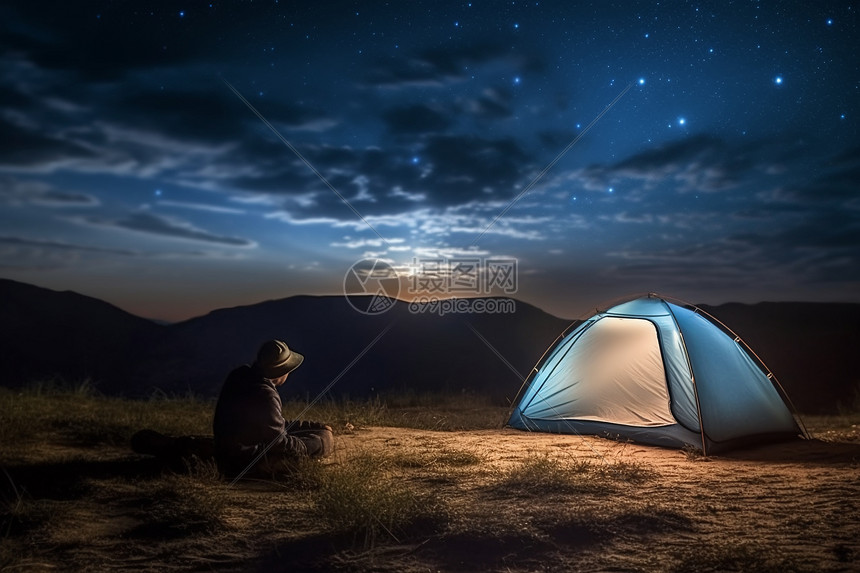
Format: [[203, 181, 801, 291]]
[[383, 104, 451, 134], [462, 87, 514, 119], [0, 117, 95, 170], [228, 133, 533, 217], [777, 147, 860, 204], [0, 235, 137, 256], [77, 212, 256, 247], [365, 40, 540, 89], [156, 200, 246, 215], [577, 135, 795, 194], [0, 235, 138, 271], [0, 177, 98, 207]]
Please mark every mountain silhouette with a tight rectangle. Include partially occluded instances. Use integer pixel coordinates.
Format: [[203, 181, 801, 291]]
[[1, 278, 858, 413], [131, 295, 569, 404], [0, 279, 164, 387]]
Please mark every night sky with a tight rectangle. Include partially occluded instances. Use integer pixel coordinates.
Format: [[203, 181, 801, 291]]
[[1, 1, 858, 321]]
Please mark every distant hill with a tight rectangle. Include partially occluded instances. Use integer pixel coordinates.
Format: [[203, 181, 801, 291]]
[[1, 279, 858, 413], [0, 279, 164, 387], [131, 295, 570, 405], [700, 302, 860, 414]]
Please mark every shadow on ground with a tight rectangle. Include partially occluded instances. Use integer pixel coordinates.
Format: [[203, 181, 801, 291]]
[[720, 438, 860, 464], [1, 456, 165, 502]]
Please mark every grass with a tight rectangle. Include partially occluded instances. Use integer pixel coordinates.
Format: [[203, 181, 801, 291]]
[[1, 384, 857, 571], [489, 452, 655, 497], [0, 386, 508, 459], [312, 451, 451, 548], [282, 391, 510, 431], [0, 385, 496, 563], [0, 384, 213, 454], [123, 469, 229, 538]]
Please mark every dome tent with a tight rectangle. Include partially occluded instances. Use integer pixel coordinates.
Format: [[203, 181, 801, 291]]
[[508, 294, 807, 454]]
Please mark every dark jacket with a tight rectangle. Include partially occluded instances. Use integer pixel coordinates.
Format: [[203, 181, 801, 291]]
[[212, 365, 307, 477]]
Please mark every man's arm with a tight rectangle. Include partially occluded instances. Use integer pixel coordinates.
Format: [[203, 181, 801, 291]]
[[259, 384, 308, 457]]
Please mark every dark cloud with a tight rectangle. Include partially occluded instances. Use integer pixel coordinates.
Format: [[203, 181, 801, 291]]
[[0, 118, 94, 168], [0, 177, 98, 207], [0, 2, 214, 81], [421, 134, 529, 199], [81, 212, 255, 247], [226, 134, 532, 216], [783, 150, 860, 203], [464, 87, 514, 120], [33, 191, 99, 207], [577, 135, 813, 194], [383, 104, 451, 134], [0, 235, 136, 256], [0, 235, 139, 271], [366, 39, 539, 89]]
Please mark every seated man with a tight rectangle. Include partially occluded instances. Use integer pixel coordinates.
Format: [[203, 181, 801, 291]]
[[213, 339, 333, 479]]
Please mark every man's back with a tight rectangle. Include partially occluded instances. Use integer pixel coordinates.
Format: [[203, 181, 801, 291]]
[[212, 364, 301, 477]]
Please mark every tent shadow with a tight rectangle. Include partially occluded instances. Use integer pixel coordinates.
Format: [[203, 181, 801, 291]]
[[719, 438, 860, 464]]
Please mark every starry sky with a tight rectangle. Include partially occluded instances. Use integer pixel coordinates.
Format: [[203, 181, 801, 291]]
[[1, 1, 858, 321]]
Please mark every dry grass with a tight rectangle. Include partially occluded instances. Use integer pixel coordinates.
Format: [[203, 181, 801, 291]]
[[488, 452, 654, 497], [282, 391, 510, 431], [1, 386, 859, 571]]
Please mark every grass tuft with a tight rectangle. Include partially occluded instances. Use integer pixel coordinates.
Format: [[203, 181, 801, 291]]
[[489, 453, 654, 497], [126, 470, 229, 539], [312, 451, 449, 548]]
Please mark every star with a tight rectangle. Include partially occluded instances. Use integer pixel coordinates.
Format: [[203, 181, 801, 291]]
[[678, 117, 686, 125], [411, 156, 420, 164], [638, 78, 645, 85], [154, 189, 163, 197], [179, 10, 185, 18], [774, 76, 783, 85], [513, 76, 521, 85], [826, 18, 834, 26]]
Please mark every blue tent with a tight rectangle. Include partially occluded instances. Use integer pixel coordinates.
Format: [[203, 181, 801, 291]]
[[508, 295, 806, 453]]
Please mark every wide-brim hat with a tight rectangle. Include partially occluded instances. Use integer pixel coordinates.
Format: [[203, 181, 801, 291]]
[[255, 339, 304, 379]]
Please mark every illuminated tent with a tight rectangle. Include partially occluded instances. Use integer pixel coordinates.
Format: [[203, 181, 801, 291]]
[[508, 295, 806, 454]]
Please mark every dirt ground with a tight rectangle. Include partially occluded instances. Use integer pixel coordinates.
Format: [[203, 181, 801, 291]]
[[4, 420, 859, 572], [321, 425, 860, 572]]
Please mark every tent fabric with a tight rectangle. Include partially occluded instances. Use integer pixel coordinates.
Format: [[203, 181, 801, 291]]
[[508, 295, 803, 453], [519, 316, 675, 427], [668, 303, 799, 443]]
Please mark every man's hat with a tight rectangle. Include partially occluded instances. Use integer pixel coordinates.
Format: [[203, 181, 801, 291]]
[[255, 340, 304, 379]]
